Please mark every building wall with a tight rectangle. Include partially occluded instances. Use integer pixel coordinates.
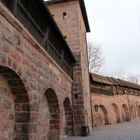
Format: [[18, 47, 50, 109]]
[[91, 85, 140, 128], [48, 1, 92, 135], [1, 0, 140, 139], [0, 75, 15, 140], [0, 3, 73, 139]]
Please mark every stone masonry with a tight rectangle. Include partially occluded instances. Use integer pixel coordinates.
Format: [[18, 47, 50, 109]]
[[47, 0, 92, 135], [0, 2, 73, 139], [1, 0, 140, 140], [90, 73, 140, 128]]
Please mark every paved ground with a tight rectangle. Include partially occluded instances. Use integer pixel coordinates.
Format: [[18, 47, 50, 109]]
[[65, 120, 140, 140]]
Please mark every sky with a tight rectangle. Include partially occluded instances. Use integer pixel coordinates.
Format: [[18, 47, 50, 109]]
[[84, 0, 140, 76]]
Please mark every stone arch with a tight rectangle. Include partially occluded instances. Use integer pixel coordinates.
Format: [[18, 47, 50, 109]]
[[122, 104, 130, 121], [45, 88, 60, 140], [112, 103, 120, 123], [138, 106, 140, 119], [130, 104, 136, 119], [98, 105, 109, 125], [0, 66, 30, 140], [63, 97, 73, 136]]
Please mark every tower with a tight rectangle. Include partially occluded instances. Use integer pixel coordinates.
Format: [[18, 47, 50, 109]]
[[46, 0, 92, 135]]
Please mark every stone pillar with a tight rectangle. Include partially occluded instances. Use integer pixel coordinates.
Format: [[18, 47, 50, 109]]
[[47, 0, 92, 135]]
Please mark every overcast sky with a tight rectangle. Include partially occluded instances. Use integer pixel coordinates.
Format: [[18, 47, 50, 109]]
[[85, 0, 140, 76]]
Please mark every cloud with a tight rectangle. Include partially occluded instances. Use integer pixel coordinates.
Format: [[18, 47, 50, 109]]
[[85, 0, 140, 75]]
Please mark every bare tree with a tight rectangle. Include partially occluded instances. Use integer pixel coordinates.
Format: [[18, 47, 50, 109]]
[[106, 72, 140, 85], [126, 75, 140, 84], [88, 42, 104, 73]]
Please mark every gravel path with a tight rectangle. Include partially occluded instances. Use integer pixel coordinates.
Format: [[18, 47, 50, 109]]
[[65, 120, 140, 140]]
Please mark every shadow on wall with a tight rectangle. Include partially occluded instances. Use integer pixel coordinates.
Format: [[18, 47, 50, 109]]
[[95, 105, 109, 126], [138, 106, 140, 118], [122, 104, 130, 122], [45, 88, 60, 140], [0, 66, 30, 140], [112, 103, 121, 123], [63, 97, 73, 136]]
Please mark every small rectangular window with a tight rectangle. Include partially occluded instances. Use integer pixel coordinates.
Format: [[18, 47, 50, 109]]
[[63, 12, 67, 19]]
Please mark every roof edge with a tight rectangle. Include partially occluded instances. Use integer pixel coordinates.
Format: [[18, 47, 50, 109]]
[[90, 72, 140, 90]]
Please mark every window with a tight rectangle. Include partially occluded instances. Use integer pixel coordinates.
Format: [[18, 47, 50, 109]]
[[63, 12, 67, 19]]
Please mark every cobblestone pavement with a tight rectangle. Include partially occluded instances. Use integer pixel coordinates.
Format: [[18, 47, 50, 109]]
[[65, 120, 140, 140]]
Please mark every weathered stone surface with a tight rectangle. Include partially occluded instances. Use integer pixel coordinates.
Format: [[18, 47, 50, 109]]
[[30, 102, 39, 112], [22, 104, 30, 111], [1, 1, 140, 140], [91, 78, 140, 128], [48, 0, 92, 135], [0, 2, 73, 139], [15, 113, 30, 123], [0, 87, 7, 95], [3, 99, 12, 109]]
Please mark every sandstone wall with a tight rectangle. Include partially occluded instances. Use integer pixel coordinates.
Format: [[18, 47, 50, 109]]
[[92, 94, 140, 127], [0, 3, 73, 139], [48, 1, 92, 135]]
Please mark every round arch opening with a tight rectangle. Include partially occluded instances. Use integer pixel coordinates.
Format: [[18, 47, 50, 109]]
[[0, 66, 30, 140], [96, 105, 109, 126], [63, 97, 73, 136], [112, 103, 120, 123], [138, 106, 140, 119], [45, 88, 60, 140], [122, 104, 130, 121]]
